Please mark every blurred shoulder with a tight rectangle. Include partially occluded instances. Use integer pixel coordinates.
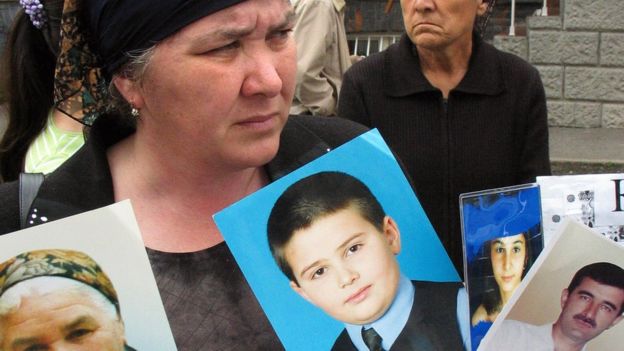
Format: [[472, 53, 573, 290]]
[[471, 304, 489, 325], [486, 41, 541, 78], [0, 180, 21, 235], [269, 115, 370, 179], [287, 115, 369, 143], [344, 49, 387, 79], [292, 0, 335, 11]]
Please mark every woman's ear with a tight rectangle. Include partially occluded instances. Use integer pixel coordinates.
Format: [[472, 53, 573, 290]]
[[112, 74, 145, 109], [476, 0, 489, 16]]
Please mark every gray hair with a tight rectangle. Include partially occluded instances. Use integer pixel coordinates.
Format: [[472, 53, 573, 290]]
[[0, 276, 119, 321], [108, 45, 157, 114]]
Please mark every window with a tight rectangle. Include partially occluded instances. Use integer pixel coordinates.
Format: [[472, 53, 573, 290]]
[[347, 33, 402, 56]]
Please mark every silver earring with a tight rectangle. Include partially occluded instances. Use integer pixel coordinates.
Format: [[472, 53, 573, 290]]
[[131, 107, 140, 117]]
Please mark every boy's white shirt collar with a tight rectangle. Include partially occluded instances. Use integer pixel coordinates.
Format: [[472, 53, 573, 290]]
[[344, 274, 414, 351]]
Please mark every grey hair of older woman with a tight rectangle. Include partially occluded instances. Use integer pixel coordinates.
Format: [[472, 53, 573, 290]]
[[108, 45, 157, 116], [0, 276, 119, 319]]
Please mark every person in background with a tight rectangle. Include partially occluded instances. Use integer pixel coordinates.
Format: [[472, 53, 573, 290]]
[[0, 0, 367, 349], [289, 0, 356, 116], [337, 0, 551, 274], [0, 0, 104, 182]]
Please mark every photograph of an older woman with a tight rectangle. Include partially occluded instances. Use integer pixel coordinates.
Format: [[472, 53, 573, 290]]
[[0, 249, 136, 351], [461, 185, 543, 350], [0, 202, 175, 350]]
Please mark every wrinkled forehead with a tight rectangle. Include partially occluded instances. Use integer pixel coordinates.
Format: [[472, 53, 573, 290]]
[[172, 0, 293, 37], [86, 0, 293, 76]]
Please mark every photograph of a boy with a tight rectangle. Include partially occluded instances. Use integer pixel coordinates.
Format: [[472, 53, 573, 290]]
[[267, 171, 468, 351]]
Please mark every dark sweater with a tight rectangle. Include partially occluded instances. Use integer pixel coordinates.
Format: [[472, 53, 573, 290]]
[[338, 33, 551, 274]]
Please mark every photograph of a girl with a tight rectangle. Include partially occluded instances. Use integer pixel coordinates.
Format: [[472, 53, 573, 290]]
[[471, 232, 530, 330], [461, 185, 543, 350]]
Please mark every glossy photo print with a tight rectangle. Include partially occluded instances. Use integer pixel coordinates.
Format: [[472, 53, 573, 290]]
[[459, 184, 543, 350], [0, 201, 176, 351], [480, 219, 624, 351], [214, 129, 462, 351]]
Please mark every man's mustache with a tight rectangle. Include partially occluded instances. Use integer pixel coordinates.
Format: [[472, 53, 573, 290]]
[[573, 314, 597, 328]]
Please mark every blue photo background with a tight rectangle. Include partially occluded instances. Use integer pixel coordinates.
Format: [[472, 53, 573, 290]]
[[214, 129, 459, 351]]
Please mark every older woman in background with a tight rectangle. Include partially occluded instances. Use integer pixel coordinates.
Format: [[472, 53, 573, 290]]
[[338, 0, 551, 274], [0, 0, 367, 349]]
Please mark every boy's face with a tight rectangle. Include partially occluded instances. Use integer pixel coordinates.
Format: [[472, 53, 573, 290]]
[[285, 206, 401, 325]]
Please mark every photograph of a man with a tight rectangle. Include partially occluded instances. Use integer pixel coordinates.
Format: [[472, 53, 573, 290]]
[[0, 249, 136, 351], [485, 262, 624, 351], [267, 171, 467, 350]]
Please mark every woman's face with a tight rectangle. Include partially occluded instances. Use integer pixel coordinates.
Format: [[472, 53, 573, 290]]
[[490, 233, 527, 294], [399, 0, 487, 50], [119, 0, 297, 171]]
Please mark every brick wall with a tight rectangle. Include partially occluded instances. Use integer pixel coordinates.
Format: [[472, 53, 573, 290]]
[[495, 0, 624, 128]]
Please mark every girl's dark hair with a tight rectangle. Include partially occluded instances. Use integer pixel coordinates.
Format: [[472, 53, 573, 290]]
[[0, 0, 64, 182]]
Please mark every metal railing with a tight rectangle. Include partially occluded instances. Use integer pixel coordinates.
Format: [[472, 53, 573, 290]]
[[508, 0, 549, 36], [347, 33, 402, 57]]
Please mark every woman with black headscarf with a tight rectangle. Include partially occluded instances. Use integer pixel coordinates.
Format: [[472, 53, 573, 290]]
[[0, 0, 368, 348]]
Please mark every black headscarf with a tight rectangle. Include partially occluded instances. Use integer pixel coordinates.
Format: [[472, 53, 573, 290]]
[[86, 0, 247, 78], [54, 0, 247, 125]]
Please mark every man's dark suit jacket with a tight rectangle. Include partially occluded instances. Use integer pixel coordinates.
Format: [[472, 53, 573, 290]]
[[331, 281, 464, 351]]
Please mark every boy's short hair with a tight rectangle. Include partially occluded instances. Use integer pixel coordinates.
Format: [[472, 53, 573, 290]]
[[267, 171, 385, 283]]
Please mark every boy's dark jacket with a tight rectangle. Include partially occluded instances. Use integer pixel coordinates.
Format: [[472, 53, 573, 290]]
[[332, 281, 464, 351]]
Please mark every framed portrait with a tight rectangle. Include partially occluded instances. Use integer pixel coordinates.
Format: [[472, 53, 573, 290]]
[[459, 184, 543, 350]]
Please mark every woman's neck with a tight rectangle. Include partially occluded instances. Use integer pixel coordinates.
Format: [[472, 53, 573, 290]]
[[416, 38, 473, 98], [52, 108, 85, 132], [107, 133, 269, 253], [499, 288, 515, 307]]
